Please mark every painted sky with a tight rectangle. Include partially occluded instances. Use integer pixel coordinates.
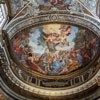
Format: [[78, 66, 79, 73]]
[[28, 25, 79, 55]]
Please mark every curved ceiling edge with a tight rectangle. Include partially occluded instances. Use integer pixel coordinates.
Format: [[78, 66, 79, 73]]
[[2, 13, 100, 78], [0, 1, 100, 100], [0, 45, 100, 96], [0, 12, 100, 99], [3, 27, 100, 80], [4, 13, 100, 39]]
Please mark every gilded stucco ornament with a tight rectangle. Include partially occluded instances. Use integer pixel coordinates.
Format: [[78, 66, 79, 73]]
[[0, 0, 100, 100]]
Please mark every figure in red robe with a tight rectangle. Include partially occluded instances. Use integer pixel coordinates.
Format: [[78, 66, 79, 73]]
[[26, 53, 45, 74], [50, 0, 63, 5]]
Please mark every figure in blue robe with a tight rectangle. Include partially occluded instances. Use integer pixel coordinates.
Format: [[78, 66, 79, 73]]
[[51, 59, 65, 71]]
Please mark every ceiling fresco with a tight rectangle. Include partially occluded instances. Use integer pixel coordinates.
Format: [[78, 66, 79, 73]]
[[7, 0, 99, 17], [0, 0, 100, 100], [81, 0, 98, 14], [11, 23, 100, 76]]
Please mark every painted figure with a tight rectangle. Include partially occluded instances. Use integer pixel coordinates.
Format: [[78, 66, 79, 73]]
[[12, 24, 99, 76], [50, 0, 63, 5], [27, 53, 45, 74]]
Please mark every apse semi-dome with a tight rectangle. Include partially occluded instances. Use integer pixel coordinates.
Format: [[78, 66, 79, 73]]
[[10, 23, 99, 76], [0, 0, 100, 100]]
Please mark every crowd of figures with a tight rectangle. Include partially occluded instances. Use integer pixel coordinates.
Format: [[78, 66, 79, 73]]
[[12, 24, 99, 75]]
